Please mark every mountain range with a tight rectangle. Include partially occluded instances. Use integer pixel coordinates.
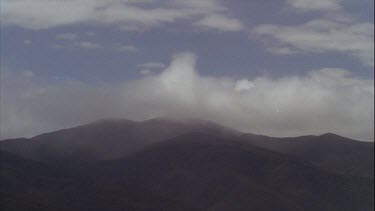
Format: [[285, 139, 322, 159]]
[[1, 118, 374, 211]]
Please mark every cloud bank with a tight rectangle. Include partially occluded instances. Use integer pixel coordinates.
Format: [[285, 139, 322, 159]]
[[252, 0, 374, 67], [1, 0, 243, 32], [254, 19, 374, 66], [286, 0, 342, 11], [1, 53, 373, 141]]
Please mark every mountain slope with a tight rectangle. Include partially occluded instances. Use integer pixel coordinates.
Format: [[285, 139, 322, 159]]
[[96, 132, 373, 211], [0, 118, 236, 161], [1, 118, 373, 178], [241, 133, 374, 177], [1, 132, 373, 211]]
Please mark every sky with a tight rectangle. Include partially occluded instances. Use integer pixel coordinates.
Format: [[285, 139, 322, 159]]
[[1, 0, 374, 141]]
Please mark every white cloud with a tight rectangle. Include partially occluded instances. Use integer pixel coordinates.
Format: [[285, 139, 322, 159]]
[[253, 19, 374, 66], [2, 0, 98, 29], [194, 14, 244, 32], [286, 0, 342, 11], [1, 53, 373, 141], [53, 40, 137, 52], [1, 0, 243, 32], [235, 79, 254, 92]]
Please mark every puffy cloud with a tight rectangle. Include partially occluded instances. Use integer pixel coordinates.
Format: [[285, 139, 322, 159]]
[[1, 53, 373, 141], [235, 79, 254, 92], [1, 0, 243, 32], [253, 19, 374, 66]]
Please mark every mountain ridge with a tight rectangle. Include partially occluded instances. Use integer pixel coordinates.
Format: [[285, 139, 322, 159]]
[[1, 132, 373, 211], [1, 119, 373, 211], [1, 118, 373, 177]]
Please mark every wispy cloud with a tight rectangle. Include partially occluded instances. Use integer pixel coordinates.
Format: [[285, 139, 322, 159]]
[[265, 47, 298, 55], [115, 44, 138, 53], [74, 41, 101, 50], [194, 14, 244, 32], [2, 53, 373, 141], [55, 33, 101, 50], [2, 0, 244, 32], [139, 69, 154, 76], [137, 62, 166, 76], [24, 40, 32, 45], [85, 32, 96, 36], [253, 19, 374, 66], [55, 33, 78, 41], [52, 44, 64, 49], [252, 0, 374, 67], [53, 37, 137, 52], [286, 0, 342, 11], [137, 62, 165, 69]]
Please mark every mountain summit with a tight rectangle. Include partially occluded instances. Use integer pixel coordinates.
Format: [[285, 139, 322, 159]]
[[1, 118, 374, 211], [1, 118, 373, 177]]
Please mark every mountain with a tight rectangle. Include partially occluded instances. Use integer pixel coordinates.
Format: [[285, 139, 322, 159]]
[[240, 133, 374, 177], [1, 118, 373, 178], [1, 132, 373, 211], [0, 118, 236, 161]]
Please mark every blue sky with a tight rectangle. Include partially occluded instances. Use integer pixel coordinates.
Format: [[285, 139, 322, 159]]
[[1, 0, 374, 141]]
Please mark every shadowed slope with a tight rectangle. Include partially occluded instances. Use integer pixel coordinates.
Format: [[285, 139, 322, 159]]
[[1, 118, 373, 178], [0, 118, 236, 161], [2, 132, 373, 211], [241, 133, 374, 177]]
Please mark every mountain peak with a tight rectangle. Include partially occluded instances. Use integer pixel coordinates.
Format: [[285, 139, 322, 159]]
[[320, 133, 342, 138], [142, 117, 238, 132], [89, 118, 136, 125]]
